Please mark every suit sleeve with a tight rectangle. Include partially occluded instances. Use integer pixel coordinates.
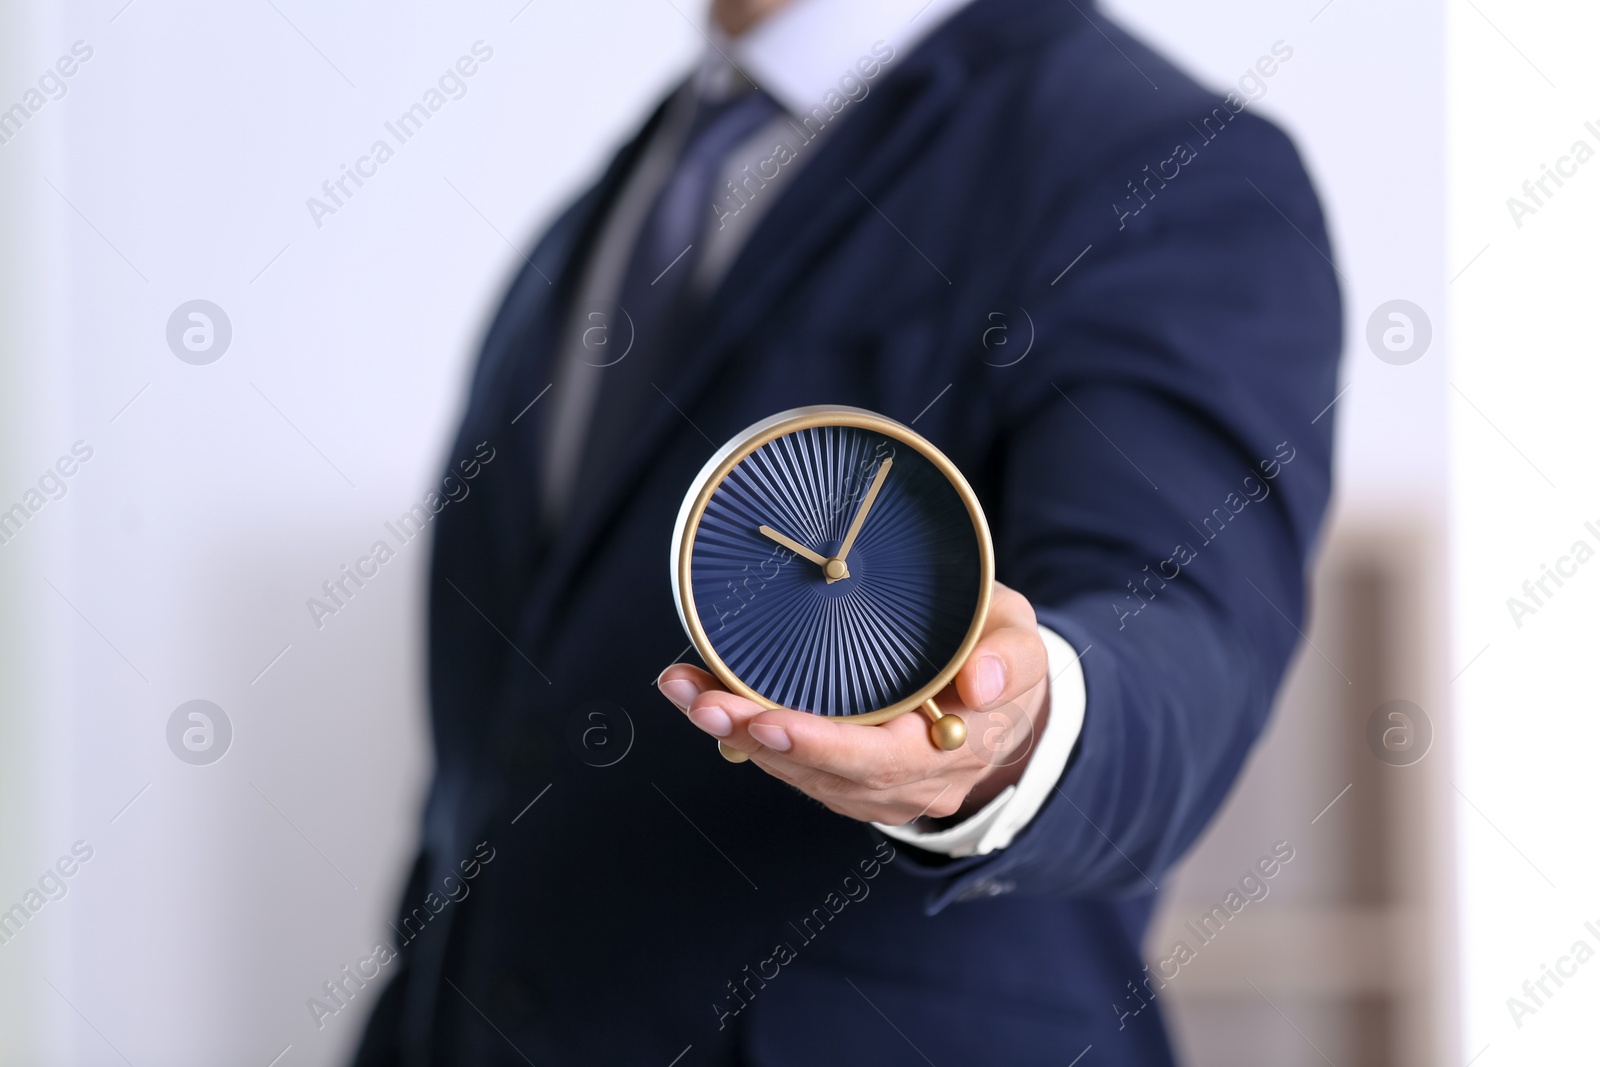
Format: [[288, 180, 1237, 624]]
[[892, 109, 1342, 911]]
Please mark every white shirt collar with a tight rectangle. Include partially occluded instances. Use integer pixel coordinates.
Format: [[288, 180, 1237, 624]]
[[700, 0, 979, 116]]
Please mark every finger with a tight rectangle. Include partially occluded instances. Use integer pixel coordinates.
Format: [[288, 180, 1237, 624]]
[[686, 698, 935, 799], [685, 689, 771, 754], [660, 668, 983, 796], [670, 690, 886, 803], [660, 662, 918, 774], [656, 663, 717, 711], [667, 684, 983, 818], [953, 582, 1047, 712], [657, 666, 772, 755], [738, 705, 977, 789]]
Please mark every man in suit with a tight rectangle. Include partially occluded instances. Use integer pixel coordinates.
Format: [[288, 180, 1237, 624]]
[[354, 0, 1340, 1063]]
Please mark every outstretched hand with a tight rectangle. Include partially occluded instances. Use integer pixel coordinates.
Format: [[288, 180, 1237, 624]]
[[656, 581, 1050, 826]]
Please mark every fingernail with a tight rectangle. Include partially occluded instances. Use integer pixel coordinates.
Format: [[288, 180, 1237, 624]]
[[659, 678, 701, 710], [688, 705, 733, 737], [977, 656, 1006, 705], [748, 722, 792, 752]]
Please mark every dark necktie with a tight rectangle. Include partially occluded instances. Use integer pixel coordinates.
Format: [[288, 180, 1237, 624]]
[[573, 85, 781, 503]]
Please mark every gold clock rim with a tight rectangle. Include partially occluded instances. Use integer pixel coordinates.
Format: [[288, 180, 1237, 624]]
[[673, 405, 994, 728]]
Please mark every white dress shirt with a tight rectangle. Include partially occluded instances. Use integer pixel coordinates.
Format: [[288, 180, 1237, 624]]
[[543, 0, 1086, 856]]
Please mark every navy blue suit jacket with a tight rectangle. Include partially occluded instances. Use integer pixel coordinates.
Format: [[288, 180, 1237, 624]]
[[354, 2, 1340, 1063]]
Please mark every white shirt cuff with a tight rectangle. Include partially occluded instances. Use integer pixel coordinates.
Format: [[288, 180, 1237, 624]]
[[874, 624, 1086, 858]]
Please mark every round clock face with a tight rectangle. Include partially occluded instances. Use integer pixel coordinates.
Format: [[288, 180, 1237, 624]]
[[671, 407, 992, 723]]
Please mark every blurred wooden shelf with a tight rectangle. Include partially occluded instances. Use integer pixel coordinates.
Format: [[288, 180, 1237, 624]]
[[1148, 906, 1427, 997], [1146, 515, 1458, 1067]]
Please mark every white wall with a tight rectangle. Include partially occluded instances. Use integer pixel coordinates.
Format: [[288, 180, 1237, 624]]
[[0, 4, 77, 1064], [0, 3, 701, 1064], [1448, 2, 1600, 1060]]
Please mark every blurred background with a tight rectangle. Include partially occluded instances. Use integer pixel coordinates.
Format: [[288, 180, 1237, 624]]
[[0, 0, 1592, 1063]]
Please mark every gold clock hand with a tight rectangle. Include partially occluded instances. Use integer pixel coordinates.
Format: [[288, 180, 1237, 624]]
[[757, 524, 835, 572], [827, 457, 892, 583]]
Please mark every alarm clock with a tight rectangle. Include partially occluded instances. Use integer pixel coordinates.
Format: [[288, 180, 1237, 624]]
[[669, 406, 994, 760]]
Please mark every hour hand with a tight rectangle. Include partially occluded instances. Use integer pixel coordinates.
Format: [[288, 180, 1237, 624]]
[[757, 524, 841, 577]]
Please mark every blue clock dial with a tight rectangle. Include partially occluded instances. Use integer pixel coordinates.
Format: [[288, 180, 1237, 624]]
[[687, 422, 983, 718]]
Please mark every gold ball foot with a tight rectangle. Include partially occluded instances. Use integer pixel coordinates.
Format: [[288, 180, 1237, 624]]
[[718, 740, 750, 763], [930, 714, 967, 751]]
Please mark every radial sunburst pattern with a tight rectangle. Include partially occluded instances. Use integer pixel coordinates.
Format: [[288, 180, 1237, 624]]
[[690, 424, 981, 717]]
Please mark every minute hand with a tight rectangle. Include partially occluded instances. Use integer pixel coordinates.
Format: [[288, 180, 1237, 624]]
[[827, 457, 892, 583]]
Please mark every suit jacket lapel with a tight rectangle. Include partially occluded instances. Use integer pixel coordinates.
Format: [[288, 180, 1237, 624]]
[[462, 92, 681, 472], [523, 49, 972, 643]]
